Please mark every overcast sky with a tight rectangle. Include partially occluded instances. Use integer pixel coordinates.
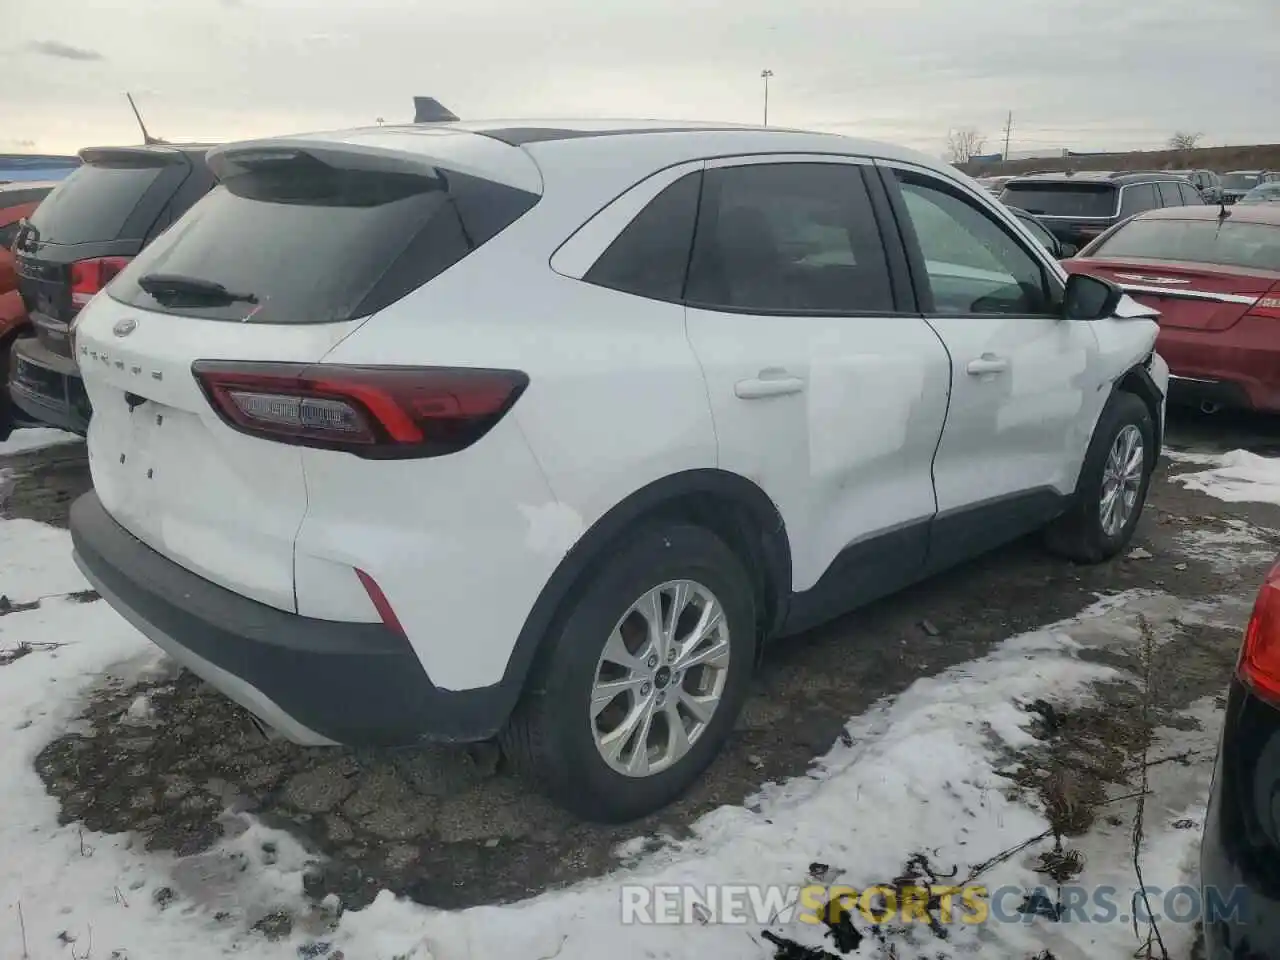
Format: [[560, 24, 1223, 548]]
[[5, 0, 1276, 157]]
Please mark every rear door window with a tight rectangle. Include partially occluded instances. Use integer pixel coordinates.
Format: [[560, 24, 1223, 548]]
[[110, 154, 539, 324], [1157, 182, 1183, 206], [684, 162, 894, 314], [998, 182, 1118, 218], [1120, 183, 1159, 217], [24, 161, 168, 244]]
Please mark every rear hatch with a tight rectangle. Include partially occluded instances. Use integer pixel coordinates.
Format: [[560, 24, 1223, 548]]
[[72, 136, 541, 612], [999, 180, 1118, 243], [13, 147, 200, 359], [1069, 216, 1280, 331]]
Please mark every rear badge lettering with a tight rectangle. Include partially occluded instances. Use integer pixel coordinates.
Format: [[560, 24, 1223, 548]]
[[1114, 273, 1189, 285]]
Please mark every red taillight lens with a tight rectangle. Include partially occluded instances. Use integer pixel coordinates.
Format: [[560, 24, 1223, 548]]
[[70, 256, 132, 309], [192, 361, 529, 458], [1238, 559, 1280, 703]]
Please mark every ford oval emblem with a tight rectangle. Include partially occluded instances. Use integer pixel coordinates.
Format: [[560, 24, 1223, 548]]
[[113, 318, 137, 337]]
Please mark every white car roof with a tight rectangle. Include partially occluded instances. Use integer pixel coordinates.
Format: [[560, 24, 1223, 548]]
[[217, 120, 960, 201]]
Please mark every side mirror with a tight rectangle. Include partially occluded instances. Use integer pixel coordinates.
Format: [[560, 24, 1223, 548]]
[[1059, 242, 1079, 258], [1062, 273, 1122, 321]]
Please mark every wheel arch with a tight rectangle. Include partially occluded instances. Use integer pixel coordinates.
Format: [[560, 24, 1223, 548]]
[[492, 469, 792, 722], [1114, 360, 1163, 462]]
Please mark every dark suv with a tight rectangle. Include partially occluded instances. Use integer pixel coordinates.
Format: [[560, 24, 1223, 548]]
[[10, 144, 215, 434], [998, 171, 1203, 249]]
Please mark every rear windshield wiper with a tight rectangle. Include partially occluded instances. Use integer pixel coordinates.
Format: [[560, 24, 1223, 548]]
[[138, 273, 259, 305]]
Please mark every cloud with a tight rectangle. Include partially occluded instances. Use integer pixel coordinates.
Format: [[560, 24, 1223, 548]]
[[27, 40, 104, 62]]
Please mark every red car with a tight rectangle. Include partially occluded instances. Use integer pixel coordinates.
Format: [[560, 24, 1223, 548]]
[[1064, 204, 1280, 413], [0, 181, 58, 438]]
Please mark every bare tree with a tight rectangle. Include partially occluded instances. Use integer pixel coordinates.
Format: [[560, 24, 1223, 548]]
[[1167, 131, 1203, 150], [947, 128, 988, 164]]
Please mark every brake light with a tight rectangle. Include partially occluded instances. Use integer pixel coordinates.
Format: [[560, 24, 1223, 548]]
[[70, 256, 132, 309], [192, 361, 529, 458], [1238, 559, 1280, 704]]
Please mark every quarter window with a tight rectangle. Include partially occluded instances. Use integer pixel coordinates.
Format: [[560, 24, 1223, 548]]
[[684, 163, 895, 314], [1120, 183, 1159, 217], [584, 171, 701, 302], [892, 170, 1055, 316]]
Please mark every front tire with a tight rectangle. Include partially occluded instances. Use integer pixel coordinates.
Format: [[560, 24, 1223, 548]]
[[501, 523, 756, 822], [1045, 391, 1155, 564]]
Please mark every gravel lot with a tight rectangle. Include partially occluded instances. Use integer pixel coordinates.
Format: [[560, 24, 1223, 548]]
[[3, 409, 1277, 926]]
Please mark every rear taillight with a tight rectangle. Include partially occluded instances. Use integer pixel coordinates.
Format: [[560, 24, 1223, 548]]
[[192, 361, 529, 458], [1238, 559, 1280, 703], [70, 256, 132, 309]]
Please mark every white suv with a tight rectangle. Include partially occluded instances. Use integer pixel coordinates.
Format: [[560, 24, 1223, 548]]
[[67, 120, 1168, 821]]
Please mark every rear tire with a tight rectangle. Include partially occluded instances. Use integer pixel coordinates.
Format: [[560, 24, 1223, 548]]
[[500, 522, 756, 822], [1044, 391, 1154, 564], [0, 336, 17, 442]]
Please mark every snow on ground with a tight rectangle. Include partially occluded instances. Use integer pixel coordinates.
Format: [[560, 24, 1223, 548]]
[[0, 428, 80, 457], [1177, 518, 1278, 574], [1168, 448, 1280, 507], [0, 507, 1222, 960]]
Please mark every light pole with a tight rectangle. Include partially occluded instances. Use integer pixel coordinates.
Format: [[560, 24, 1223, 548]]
[[760, 69, 773, 126]]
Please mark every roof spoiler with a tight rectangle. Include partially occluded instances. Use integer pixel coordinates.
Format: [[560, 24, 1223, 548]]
[[413, 97, 459, 124]]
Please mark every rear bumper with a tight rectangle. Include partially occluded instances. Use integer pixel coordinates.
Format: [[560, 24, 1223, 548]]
[[9, 335, 90, 434], [1157, 321, 1280, 413], [70, 491, 511, 746]]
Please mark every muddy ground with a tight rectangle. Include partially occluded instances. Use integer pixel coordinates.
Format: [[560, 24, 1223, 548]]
[[3, 409, 1278, 928]]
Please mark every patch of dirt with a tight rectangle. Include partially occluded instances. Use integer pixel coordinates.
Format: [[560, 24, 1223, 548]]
[[0, 440, 90, 526]]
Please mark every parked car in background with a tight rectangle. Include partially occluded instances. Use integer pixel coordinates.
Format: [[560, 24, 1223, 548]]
[[1239, 182, 1280, 206], [68, 120, 1167, 821], [999, 171, 1203, 249], [9, 144, 215, 435], [1221, 170, 1280, 205], [1168, 169, 1223, 204], [1, 181, 58, 439], [1064, 204, 1280, 413], [975, 175, 1014, 196], [1008, 205, 1077, 258], [1201, 555, 1280, 959], [0, 154, 80, 185]]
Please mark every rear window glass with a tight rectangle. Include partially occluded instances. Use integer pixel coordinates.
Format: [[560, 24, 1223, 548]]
[[1241, 184, 1280, 204], [1091, 218, 1280, 272], [109, 158, 539, 324], [25, 162, 166, 243], [1222, 174, 1262, 190], [999, 182, 1117, 217]]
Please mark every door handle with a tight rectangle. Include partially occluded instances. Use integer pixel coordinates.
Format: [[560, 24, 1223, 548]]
[[966, 353, 1010, 376], [734, 368, 806, 399]]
